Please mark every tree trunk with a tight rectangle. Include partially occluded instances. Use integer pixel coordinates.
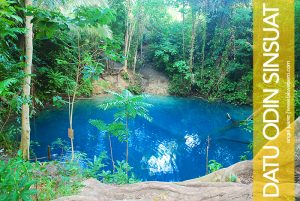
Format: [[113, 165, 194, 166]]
[[125, 114, 129, 181], [140, 28, 143, 65], [20, 0, 33, 160], [123, 0, 131, 71], [132, 15, 143, 73], [182, 1, 185, 59], [189, 11, 196, 74], [124, 26, 129, 71], [68, 34, 81, 161], [200, 15, 207, 80], [133, 44, 138, 73], [108, 134, 115, 172]]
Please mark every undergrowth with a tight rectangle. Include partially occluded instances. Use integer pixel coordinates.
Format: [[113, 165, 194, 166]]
[[0, 148, 138, 201]]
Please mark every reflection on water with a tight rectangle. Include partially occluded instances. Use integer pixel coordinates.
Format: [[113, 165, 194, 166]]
[[145, 141, 178, 175], [184, 133, 200, 150], [32, 96, 252, 182]]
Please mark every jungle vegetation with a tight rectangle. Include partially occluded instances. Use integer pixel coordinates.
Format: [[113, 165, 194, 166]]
[[0, 0, 299, 200]]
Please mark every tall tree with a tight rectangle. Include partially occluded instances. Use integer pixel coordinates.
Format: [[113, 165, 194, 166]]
[[188, 10, 197, 73], [132, 2, 145, 73], [187, 0, 201, 75], [99, 90, 152, 179], [89, 119, 125, 172], [20, 0, 33, 160], [181, 0, 186, 59], [200, 13, 207, 80], [123, 0, 135, 71]]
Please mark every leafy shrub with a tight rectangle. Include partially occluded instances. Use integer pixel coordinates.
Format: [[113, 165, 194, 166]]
[[127, 84, 142, 95], [51, 138, 70, 158], [101, 161, 139, 184], [83, 153, 107, 179], [208, 160, 223, 173], [239, 142, 253, 161], [52, 96, 67, 108], [239, 155, 247, 161], [78, 79, 93, 97], [0, 151, 84, 201], [121, 71, 129, 81], [0, 151, 37, 201], [49, 138, 139, 185], [226, 174, 238, 182], [168, 74, 191, 96]]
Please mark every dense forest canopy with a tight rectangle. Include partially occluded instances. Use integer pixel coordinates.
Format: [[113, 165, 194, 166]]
[[0, 0, 299, 200]]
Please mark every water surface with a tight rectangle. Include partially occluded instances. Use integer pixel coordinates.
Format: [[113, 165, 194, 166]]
[[32, 96, 252, 181]]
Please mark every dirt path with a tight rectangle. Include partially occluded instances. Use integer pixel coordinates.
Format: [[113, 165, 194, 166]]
[[139, 64, 169, 95]]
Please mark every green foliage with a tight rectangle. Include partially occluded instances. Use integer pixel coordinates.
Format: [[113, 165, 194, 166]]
[[0, 0, 24, 40], [102, 160, 139, 184], [168, 60, 189, 76], [14, 3, 113, 122], [145, 0, 252, 104], [121, 71, 129, 80], [0, 78, 17, 97], [83, 152, 108, 179], [31, 7, 69, 40], [0, 151, 37, 201], [100, 90, 153, 122], [169, 74, 191, 96], [77, 79, 93, 97], [226, 174, 238, 182], [239, 142, 253, 161], [89, 113, 140, 184], [94, 90, 152, 180], [239, 155, 247, 161], [127, 74, 143, 95], [52, 96, 67, 108], [151, 40, 178, 71], [89, 119, 126, 142], [127, 84, 142, 95], [51, 138, 70, 157], [74, 7, 115, 27], [208, 160, 223, 173], [0, 150, 83, 201], [167, 60, 193, 96], [0, 0, 25, 152], [241, 119, 253, 133]]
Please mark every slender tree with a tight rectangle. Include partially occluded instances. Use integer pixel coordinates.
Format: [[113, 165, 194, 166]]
[[123, 0, 132, 71], [99, 89, 152, 179], [67, 33, 82, 161], [181, 0, 186, 59], [20, 0, 33, 160], [132, 6, 144, 73], [188, 10, 198, 75], [200, 14, 207, 80], [89, 120, 125, 172]]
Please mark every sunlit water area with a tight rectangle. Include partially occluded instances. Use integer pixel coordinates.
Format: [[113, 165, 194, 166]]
[[31, 96, 252, 182]]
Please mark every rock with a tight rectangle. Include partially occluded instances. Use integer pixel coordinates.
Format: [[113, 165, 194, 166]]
[[54, 178, 252, 201], [184, 160, 252, 184], [139, 64, 169, 95]]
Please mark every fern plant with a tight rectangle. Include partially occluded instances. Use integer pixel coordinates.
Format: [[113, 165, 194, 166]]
[[89, 119, 125, 172], [98, 89, 152, 179]]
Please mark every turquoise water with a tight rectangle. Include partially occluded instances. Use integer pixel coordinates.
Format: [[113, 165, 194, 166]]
[[31, 96, 252, 182]]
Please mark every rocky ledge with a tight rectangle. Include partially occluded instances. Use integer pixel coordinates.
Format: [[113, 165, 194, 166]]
[[54, 160, 299, 201]]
